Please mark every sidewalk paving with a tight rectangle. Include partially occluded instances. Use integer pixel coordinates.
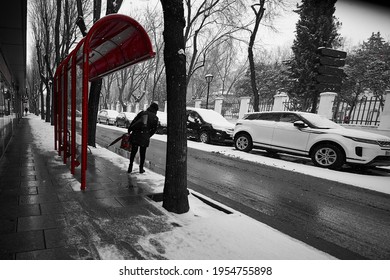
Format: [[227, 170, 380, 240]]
[[0, 115, 334, 260], [0, 116, 173, 260]]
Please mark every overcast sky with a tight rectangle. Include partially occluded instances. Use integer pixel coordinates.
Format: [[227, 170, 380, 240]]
[[119, 0, 390, 51], [26, 0, 390, 61], [254, 0, 390, 50]]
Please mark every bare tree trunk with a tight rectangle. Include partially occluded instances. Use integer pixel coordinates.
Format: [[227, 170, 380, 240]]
[[88, 80, 102, 145], [106, 0, 123, 14], [248, 1, 265, 112], [76, 0, 87, 36], [55, 0, 62, 65], [40, 81, 45, 120], [311, 95, 318, 113], [86, 0, 102, 147], [76, 0, 123, 146], [44, 59, 51, 124], [52, 0, 62, 125], [45, 84, 51, 122], [88, 0, 123, 145], [93, 0, 101, 22], [160, 0, 190, 214], [248, 45, 259, 111], [44, 54, 53, 123]]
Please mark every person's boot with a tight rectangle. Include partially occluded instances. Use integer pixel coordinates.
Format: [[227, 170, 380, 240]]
[[127, 163, 133, 173], [139, 165, 145, 173]]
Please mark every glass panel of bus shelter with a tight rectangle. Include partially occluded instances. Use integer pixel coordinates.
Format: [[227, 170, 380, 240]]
[[67, 66, 72, 159], [76, 64, 90, 163], [75, 64, 85, 163], [59, 73, 65, 155]]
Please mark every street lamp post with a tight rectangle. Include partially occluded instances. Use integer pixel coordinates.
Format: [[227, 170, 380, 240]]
[[205, 73, 213, 109]]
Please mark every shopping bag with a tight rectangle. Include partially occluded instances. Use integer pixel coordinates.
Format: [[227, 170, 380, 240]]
[[120, 133, 132, 151]]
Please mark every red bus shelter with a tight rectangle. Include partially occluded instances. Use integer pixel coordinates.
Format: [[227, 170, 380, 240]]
[[54, 14, 155, 190]]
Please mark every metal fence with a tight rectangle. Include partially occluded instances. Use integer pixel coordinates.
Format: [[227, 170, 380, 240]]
[[222, 100, 240, 119], [282, 99, 319, 113], [190, 98, 273, 119], [188, 94, 385, 126], [248, 100, 273, 113], [332, 96, 384, 126], [283, 100, 301, 111]]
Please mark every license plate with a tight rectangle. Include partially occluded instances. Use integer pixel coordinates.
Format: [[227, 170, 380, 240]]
[[386, 151, 390, 156]]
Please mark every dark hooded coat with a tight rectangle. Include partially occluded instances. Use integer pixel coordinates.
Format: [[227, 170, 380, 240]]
[[128, 108, 158, 147]]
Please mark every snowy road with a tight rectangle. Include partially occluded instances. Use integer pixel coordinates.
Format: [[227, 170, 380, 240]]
[[97, 124, 390, 259]]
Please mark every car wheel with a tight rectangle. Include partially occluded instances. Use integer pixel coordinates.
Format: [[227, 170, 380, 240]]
[[311, 143, 345, 169], [234, 133, 253, 152], [199, 131, 210, 143]]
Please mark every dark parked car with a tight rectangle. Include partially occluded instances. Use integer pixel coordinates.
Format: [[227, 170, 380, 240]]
[[186, 107, 234, 144], [115, 112, 136, 128]]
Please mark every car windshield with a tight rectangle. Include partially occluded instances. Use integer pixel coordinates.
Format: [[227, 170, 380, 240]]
[[300, 113, 342, 129], [196, 109, 230, 125]]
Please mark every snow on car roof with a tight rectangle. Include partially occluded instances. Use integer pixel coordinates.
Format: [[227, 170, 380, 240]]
[[123, 112, 136, 117], [187, 107, 232, 126]]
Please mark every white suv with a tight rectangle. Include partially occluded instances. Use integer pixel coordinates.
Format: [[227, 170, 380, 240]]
[[234, 111, 390, 169]]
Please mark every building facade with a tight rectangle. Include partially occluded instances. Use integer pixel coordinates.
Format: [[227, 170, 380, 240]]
[[0, 0, 27, 159]]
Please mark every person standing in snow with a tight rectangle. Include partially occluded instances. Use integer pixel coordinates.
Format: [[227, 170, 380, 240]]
[[127, 102, 159, 173]]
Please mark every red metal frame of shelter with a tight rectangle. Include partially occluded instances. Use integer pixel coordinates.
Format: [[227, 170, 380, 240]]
[[54, 14, 155, 190]]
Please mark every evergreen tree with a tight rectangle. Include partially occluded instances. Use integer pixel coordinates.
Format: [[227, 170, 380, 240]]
[[286, 0, 341, 112], [341, 32, 390, 110], [360, 32, 390, 99]]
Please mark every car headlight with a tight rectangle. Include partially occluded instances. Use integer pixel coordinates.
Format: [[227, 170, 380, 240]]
[[212, 125, 230, 133], [344, 136, 378, 145]]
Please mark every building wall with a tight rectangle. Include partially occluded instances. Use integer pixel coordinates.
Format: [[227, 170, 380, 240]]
[[0, 114, 15, 159], [0, 0, 27, 160]]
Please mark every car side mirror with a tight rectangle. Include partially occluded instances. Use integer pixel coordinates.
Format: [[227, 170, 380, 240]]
[[293, 120, 307, 128]]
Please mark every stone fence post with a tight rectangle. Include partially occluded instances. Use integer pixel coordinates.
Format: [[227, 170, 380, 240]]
[[272, 93, 289, 111], [379, 90, 390, 130], [194, 99, 202, 108], [318, 92, 337, 119], [214, 97, 224, 114], [238, 96, 251, 119]]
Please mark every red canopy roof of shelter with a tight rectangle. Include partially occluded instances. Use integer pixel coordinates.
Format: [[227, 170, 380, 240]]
[[54, 14, 155, 190], [79, 14, 155, 80]]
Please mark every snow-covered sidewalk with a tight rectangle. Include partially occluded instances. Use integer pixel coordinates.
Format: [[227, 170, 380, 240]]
[[28, 114, 335, 259]]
